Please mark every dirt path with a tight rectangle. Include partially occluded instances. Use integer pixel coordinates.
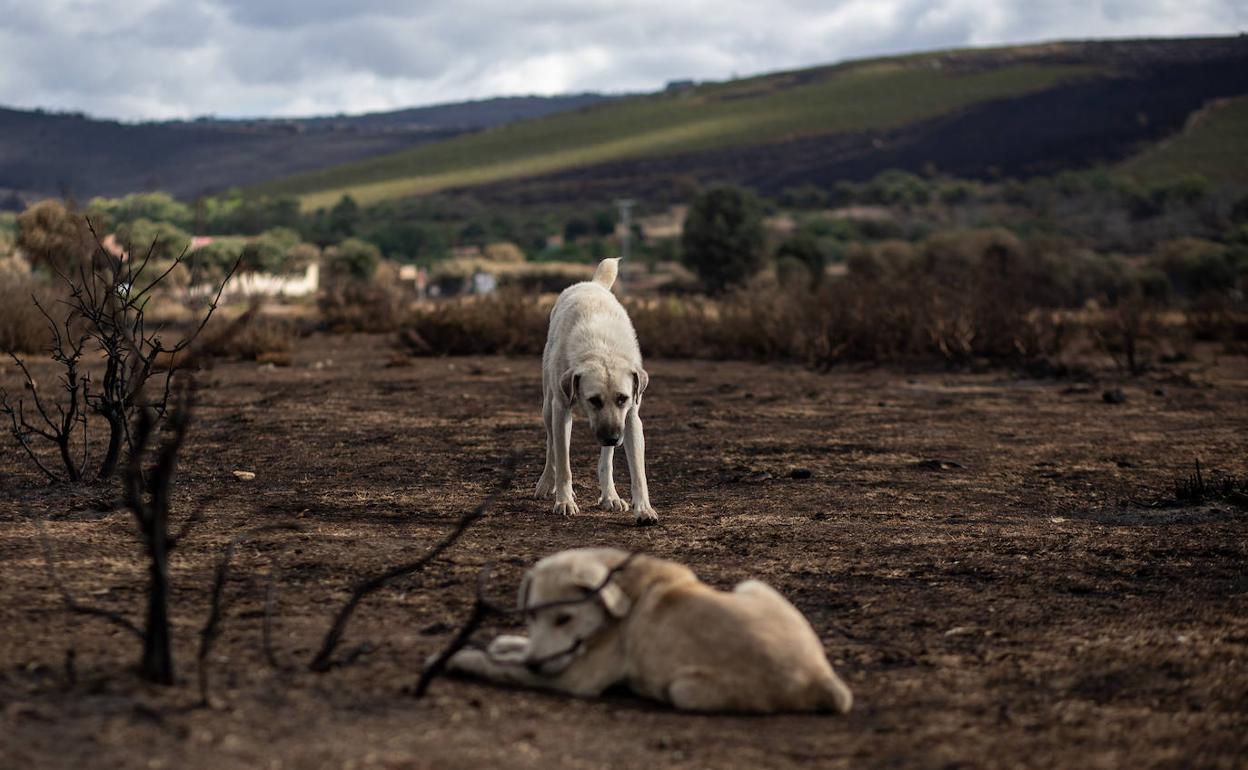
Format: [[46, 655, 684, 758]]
[[2, 334, 1246, 769]]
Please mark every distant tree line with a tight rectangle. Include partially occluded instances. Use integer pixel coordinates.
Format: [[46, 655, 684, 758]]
[[4, 164, 1245, 307]]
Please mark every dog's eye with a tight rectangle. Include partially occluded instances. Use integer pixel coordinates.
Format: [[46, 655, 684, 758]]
[[588, 396, 603, 409], [615, 394, 628, 407], [553, 613, 573, 627]]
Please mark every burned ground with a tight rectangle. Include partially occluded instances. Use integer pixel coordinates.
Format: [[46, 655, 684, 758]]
[[1, 334, 1246, 769]]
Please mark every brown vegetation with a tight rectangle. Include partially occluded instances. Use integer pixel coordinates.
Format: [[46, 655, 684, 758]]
[[203, 316, 299, 366], [0, 276, 61, 355]]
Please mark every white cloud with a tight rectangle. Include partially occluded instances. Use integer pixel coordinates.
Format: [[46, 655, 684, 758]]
[[0, 0, 1241, 120]]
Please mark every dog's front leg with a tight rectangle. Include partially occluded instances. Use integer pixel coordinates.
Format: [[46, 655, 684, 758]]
[[441, 645, 608, 698], [597, 446, 626, 511], [535, 397, 556, 498], [623, 408, 657, 525], [552, 401, 578, 516], [443, 647, 549, 689]]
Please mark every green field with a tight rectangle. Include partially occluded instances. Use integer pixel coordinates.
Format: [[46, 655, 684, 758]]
[[1118, 95, 1248, 185], [260, 59, 1097, 209]]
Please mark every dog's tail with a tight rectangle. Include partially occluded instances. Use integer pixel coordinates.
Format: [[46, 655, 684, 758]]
[[592, 258, 620, 289]]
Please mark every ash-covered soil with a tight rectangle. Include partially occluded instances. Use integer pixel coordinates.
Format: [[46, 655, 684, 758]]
[[2, 334, 1246, 769]]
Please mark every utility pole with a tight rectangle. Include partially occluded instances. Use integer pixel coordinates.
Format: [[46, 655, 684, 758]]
[[615, 198, 635, 261]]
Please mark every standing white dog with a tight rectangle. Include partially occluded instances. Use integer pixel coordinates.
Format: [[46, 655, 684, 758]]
[[536, 258, 656, 525]]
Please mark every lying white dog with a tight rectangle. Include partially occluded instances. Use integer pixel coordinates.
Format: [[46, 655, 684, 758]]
[[442, 548, 853, 714], [535, 258, 656, 525]]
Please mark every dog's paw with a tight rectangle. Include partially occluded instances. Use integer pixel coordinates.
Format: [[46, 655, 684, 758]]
[[553, 498, 580, 517], [599, 494, 628, 512], [534, 473, 555, 498], [487, 635, 530, 662], [632, 502, 659, 526]]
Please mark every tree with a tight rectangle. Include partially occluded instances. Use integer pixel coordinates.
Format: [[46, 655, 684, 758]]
[[86, 192, 193, 231], [1, 227, 238, 482], [680, 185, 766, 294], [593, 209, 617, 237], [241, 227, 303, 273], [328, 195, 361, 239], [16, 200, 93, 275], [323, 238, 381, 283], [114, 218, 192, 261], [192, 238, 246, 279], [775, 230, 827, 287], [563, 217, 592, 243]]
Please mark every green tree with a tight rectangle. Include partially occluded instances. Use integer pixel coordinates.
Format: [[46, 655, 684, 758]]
[[459, 221, 488, 247], [115, 218, 192, 262], [775, 230, 827, 287], [593, 209, 617, 237], [323, 238, 381, 283], [191, 238, 246, 279], [680, 185, 766, 294], [865, 170, 931, 207], [328, 195, 361, 239], [563, 217, 592, 243], [87, 192, 193, 231], [239, 228, 301, 273]]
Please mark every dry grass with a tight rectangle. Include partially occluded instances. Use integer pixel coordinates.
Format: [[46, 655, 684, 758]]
[[393, 279, 1069, 367], [202, 316, 300, 366], [399, 291, 550, 356], [318, 282, 411, 334], [0, 276, 62, 355]]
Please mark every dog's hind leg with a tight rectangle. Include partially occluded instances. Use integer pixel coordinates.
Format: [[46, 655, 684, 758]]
[[623, 408, 657, 525], [666, 670, 739, 712], [535, 397, 556, 498], [597, 446, 626, 511]]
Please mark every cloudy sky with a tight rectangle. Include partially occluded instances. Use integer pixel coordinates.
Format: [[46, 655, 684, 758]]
[[0, 0, 1243, 121]]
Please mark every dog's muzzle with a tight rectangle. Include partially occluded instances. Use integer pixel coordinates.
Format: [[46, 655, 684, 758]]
[[523, 637, 584, 675]]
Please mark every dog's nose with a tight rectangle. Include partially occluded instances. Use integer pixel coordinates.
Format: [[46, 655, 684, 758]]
[[599, 435, 621, 446], [524, 659, 543, 674]]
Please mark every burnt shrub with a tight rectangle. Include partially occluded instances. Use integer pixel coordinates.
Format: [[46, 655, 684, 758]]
[[398, 290, 549, 356], [203, 316, 299, 366], [1151, 238, 1240, 298], [318, 279, 410, 334]]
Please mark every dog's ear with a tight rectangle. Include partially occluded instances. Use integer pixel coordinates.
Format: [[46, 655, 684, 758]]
[[597, 580, 632, 618], [559, 368, 580, 405], [574, 567, 631, 618], [632, 368, 649, 405]]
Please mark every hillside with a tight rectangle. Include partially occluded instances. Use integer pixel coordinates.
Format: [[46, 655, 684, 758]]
[[0, 94, 610, 205], [258, 37, 1248, 209], [1118, 95, 1248, 185]]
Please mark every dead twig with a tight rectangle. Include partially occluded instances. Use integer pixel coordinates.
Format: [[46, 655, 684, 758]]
[[197, 523, 302, 706], [35, 512, 144, 640], [309, 453, 519, 673]]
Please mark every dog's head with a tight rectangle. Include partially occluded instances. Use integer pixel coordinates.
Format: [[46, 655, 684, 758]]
[[516, 549, 632, 675], [560, 364, 648, 447]]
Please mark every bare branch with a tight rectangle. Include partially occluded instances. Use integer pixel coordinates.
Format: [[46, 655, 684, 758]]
[[198, 523, 302, 706], [130, 242, 191, 306], [35, 513, 144, 640], [309, 452, 519, 672], [1, 394, 61, 482]]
